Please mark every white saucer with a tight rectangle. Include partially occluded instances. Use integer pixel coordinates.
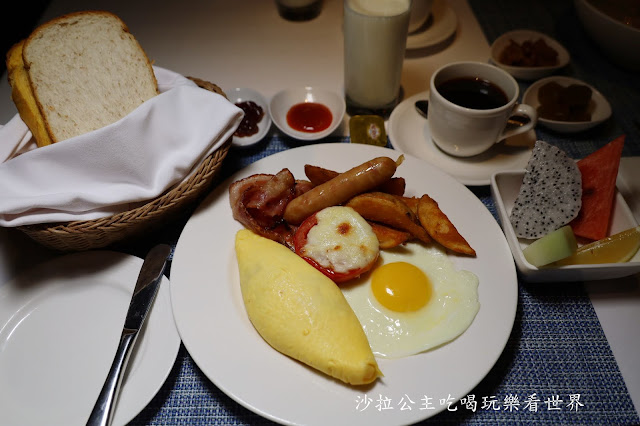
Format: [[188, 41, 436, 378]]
[[0, 251, 180, 426], [406, 0, 458, 50], [387, 91, 536, 186]]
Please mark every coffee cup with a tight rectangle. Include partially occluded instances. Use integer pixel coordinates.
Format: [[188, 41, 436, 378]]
[[428, 61, 537, 157]]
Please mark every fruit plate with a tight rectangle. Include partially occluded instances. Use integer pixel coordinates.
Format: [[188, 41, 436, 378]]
[[491, 170, 640, 283], [171, 143, 517, 426]]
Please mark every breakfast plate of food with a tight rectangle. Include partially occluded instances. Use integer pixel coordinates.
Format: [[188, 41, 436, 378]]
[[170, 143, 517, 425]]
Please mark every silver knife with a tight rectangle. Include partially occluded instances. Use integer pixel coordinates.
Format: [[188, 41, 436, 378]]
[[87, 244, 172, 426]]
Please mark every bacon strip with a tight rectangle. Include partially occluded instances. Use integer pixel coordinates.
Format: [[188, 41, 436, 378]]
[[229, 169, 297, 249]]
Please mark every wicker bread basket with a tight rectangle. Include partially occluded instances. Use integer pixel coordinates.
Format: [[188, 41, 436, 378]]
[[17, 77, 231, 252]]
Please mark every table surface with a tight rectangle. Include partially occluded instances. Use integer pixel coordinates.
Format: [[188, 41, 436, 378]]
[[1, 0, 639, 425]]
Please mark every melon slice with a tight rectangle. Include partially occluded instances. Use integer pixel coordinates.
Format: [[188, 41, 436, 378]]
[[510, 141, 582, 239], [523, 225, 578, 267], [570, 135, 625, 241]]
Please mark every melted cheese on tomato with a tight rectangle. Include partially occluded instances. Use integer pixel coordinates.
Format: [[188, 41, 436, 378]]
[[301, 206, 379, 273]]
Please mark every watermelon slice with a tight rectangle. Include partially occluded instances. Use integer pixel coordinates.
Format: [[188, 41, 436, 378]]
[[570, 135, 625, 240]]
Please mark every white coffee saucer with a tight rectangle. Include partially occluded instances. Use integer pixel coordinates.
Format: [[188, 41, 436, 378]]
[[387, 91, 536, 186], [406, 0, 458, 50]]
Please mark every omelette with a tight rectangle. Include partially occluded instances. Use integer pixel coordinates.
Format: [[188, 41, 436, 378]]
[[235, 229, 381, 385]]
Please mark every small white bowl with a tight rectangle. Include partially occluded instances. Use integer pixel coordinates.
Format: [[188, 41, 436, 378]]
[[269, 87, 345, 141], [229, 87, 271, 148], [522, 76, 612, 134], [491, 29, 570, 81], [491, 170, 640, 283]]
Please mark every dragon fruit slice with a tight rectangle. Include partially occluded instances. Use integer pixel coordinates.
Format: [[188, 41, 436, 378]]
[[510, 141, 582, 239]]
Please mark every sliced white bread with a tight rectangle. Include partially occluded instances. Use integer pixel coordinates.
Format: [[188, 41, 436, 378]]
[[6, 40, 53, 146], [16, 10, 158, 145]]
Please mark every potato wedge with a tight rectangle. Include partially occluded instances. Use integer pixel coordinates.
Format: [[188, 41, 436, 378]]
[[368, 221, 412, 249], [397, 196, 419, 216], [417, 194, 476, 256], [304, 164, 337, 186], [305, 164, 405, 196], [346, 192, 431, 244]]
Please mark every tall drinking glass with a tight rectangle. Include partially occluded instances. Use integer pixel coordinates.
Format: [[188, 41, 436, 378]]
[[344, 0, 411, 117]]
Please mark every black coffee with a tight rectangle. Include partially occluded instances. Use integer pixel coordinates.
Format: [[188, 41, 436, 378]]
[[437, 77, 508, 109]]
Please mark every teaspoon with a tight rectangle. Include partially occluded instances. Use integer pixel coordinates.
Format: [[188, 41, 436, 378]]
[[414, 100, 429, 118]]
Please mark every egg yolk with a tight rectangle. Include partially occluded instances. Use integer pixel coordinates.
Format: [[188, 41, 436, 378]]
[[371, 262, 432, 312]]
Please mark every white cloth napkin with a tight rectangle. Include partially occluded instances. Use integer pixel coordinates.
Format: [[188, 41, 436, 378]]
[[0, 66, 243, 227]]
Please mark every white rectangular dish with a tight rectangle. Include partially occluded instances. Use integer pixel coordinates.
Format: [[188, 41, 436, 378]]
[[491, 170, 640, 282]]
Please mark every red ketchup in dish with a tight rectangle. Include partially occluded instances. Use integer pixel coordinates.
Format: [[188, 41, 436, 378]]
[[234, 101, 264, 137], [286, 102, 332, 133]]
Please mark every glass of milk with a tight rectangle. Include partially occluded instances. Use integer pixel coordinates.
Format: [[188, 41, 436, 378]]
[[344, 0, 411, 117]]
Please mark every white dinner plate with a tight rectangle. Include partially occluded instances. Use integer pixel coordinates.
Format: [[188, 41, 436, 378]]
[[406, 0, 458, 50], [388, 91, 536, 186], [171, 143, 518, 426], [0, 251, 180, 426]]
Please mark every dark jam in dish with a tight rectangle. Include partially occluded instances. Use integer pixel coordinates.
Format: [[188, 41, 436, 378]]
[[234, 101, 264, 137], [286, 102, 333, 133]]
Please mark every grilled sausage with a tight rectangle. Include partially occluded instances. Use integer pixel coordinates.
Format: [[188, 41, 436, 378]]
[[283, 156, 399, 225], [305, 164, 406, 196]]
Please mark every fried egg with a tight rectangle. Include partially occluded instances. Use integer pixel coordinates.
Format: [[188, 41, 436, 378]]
[[342, 241, 480, 359]]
